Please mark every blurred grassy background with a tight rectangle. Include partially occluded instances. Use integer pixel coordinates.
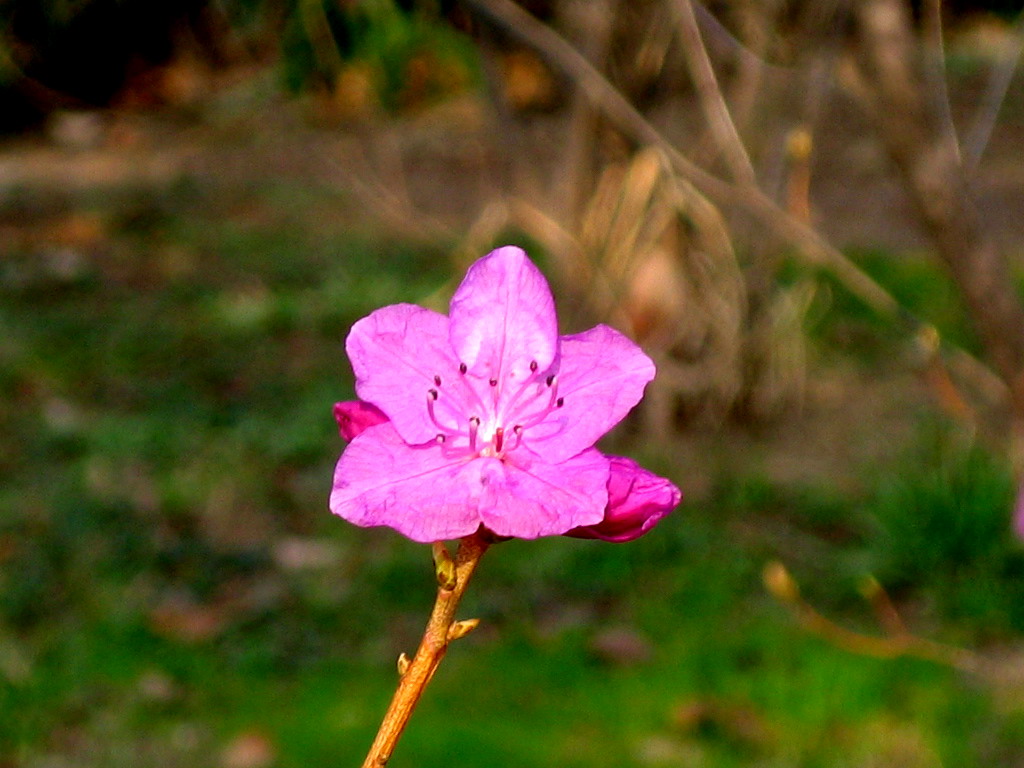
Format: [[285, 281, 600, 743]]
[[2, 169, 1024, 767], [2, 1, 1024, 766]]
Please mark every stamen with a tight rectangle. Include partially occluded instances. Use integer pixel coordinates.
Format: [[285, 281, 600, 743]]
[[468, 416, 480, 451], [512, 376, 564, 431], [499, 363, 549, 419], [509, 424, 524, 450], [427, 389, 463, 436], [494, 426, 504, 453]]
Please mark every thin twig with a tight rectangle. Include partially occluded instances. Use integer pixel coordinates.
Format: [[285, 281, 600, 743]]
[[764, 561, 982, 674], [963, 9, 1024, 171], [922, 0, 962, 164], [669, 0, 757, 185], [361, 532, 491, 768]]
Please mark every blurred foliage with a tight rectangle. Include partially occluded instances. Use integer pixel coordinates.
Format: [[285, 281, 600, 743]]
[[864, 424, 1024, 638], [781, 248, 980, 362], [0, 0, 478, 130], [281, 0, 477, 113]]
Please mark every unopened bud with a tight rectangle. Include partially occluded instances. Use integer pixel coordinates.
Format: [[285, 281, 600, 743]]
[[763, 561, 800, 602], [447, 618, 480, 642]]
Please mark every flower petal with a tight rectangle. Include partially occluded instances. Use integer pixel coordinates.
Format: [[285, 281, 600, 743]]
[[477, 447, 609, 538], [526, 324, 656, 463], [334, 400, 388, 441], [449, 246, 559, 386], [567, 456, 680, 542], [330, 422, 484, 542], [346, 303, 461, 445]]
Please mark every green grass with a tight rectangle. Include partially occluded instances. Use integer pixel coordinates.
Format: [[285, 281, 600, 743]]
[[2, 176, 1023, 767]]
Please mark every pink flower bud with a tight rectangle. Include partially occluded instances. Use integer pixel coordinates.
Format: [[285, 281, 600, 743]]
[[567, 456, 680, 542], [334, 400, 388, 441]]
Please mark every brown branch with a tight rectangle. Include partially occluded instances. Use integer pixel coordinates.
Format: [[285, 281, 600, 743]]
[[764, 561, 982, 673], [922, 0, 961, 163], [361, 532, 491, 768], [963, 9, 1024, 171], [669, 0, 757, 185]]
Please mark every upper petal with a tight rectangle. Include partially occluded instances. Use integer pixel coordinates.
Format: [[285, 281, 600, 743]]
[[525, 324, 656, 463], [330, 422, 484, 542], [448, 247, 559, 387], [346, 303, 462, 445], [477, 447, 609, 539]]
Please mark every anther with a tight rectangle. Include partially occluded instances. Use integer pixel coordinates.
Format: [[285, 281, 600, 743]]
[[556, 397, 564, 408], [529, 361, 538, 372], [436, 434, 446, 444], [428, 388, 438, 400], [546, 375, 555, 387], [433, 375, 442, 386], [489, 378, 498, 387], [459, 363, 467, 374]]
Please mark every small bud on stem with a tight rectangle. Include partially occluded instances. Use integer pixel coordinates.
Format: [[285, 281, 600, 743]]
[[447, 618, 480, 642], [432, 541, 457, 591]]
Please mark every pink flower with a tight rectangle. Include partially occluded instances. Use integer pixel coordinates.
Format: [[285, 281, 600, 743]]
[[334, 405, 680, 543], [567, 457, 681, 542], [329, 246, 669, 542]]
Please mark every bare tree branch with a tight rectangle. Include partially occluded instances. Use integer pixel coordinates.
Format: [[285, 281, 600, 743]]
[[963, 9, 1024, 171], [922, 0, 962, 163], [462, 1, 933, 329], [668, 0, 757, 185], [462, 0, 1009, 406], [850, 0, 1024, 403]]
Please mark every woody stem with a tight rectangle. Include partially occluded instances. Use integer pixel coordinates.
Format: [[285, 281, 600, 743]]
[[360, 530, 491, 768]]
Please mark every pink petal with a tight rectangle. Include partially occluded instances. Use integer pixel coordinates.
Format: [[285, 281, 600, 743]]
[[330, 422, 484, 542], [449, 246, 559, 387], [526, 324, 656, 463], [478, 447, 609, 538], [567, 456, 680, 542], [334, 400, 388, 441], [346, 303, 461, 445]]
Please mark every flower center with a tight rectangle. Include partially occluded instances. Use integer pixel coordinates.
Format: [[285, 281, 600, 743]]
[[425, 360, 564, 459]]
